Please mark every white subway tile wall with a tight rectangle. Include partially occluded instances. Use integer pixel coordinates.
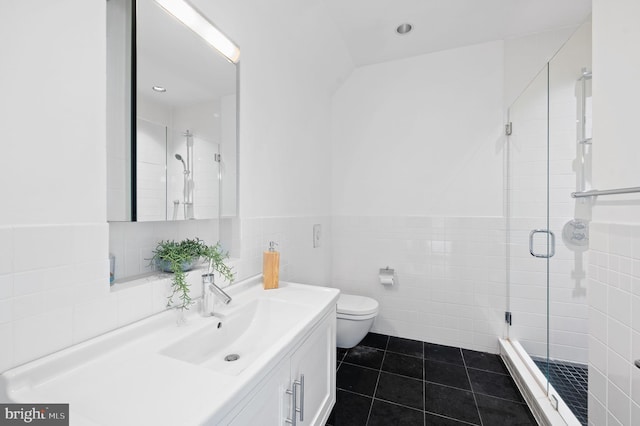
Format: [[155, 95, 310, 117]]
[[0, 224, 109, 371], [228, 216, 332, 286], [109, 219, 220, 280], [0, 216, 332, 373], [331, 216, 508, 354], [588, 223, 640, 425], [507, 217, 589, 363]]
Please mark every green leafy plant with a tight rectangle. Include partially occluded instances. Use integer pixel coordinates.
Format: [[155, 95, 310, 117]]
[[150, 238, 234, 310]]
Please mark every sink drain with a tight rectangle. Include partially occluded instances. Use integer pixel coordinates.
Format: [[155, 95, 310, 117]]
[[224, 353, 240, 362]]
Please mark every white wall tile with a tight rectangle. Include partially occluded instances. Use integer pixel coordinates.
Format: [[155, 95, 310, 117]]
[[590, 336, 608, 374], [608, 349, 631, 396], [13, 308, 73, 366], [0, 228, 13, 275], [12, 293, 44, 321], [43, 266, 75, 291], [0, 323, 13, 373], [72, 224, 108, 263], [332, 216, 508, 354], [608, 381, 631, 426], [0, 299, 12, 324], [609, 287, 632, 325], [13, 225, 74, 272], [116, 282, 154, 327], [633, 402, 640, 426], [589, 222, 640, 425], [590, 365, 607, 405], [589, 392, 606, 426], [609, 317, 631, 360], [73, 295, 118, 343], [590, 307, 608, 343], [12, 270, 44, 297], [0, 274, 13, 300]]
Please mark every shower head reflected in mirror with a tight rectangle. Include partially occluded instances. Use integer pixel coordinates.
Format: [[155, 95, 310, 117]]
[[175, 153, 187, 172]]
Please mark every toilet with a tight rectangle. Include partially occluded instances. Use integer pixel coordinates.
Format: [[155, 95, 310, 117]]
[[336, 293, 379, 348]]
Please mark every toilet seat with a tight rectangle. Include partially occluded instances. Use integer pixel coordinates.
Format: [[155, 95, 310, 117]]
[[337, 294, 378, 319]]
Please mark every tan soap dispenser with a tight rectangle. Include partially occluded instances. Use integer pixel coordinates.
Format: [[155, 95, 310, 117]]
[[263, 241, 280, 289]]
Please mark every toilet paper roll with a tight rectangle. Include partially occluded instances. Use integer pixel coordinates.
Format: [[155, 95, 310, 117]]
[[379, 275, 394, 286]]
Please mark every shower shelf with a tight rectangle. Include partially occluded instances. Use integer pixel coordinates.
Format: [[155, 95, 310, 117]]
[[571, 186, 640, 198]]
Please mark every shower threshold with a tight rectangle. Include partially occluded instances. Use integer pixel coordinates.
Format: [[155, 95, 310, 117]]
[[532, 357, 587, 426], [499, 339, 583, 426]]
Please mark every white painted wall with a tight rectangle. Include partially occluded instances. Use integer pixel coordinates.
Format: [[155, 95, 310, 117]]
[[332, 41, 505, 218], [589, 0, 640, 424], [195, 0, 353, 219], [504, 27, 577, 109], [0, 1, 106, 225]]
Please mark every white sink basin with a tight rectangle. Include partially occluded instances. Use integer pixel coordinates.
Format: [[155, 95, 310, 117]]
[[160, 297, 308, 375]]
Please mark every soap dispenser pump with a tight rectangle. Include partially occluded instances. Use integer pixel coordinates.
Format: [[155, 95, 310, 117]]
[[263, 241, 280, 290]]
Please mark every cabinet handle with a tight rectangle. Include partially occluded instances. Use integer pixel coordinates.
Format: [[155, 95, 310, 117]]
[[298, 374, 305, 422], [285, 379, 300, 426]]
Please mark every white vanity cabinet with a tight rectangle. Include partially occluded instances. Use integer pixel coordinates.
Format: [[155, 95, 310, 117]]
[[224, 309, 336, 426]]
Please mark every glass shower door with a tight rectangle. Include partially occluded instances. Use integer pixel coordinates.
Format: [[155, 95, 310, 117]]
[[506, 22, 592, 426], [506, 64, 552, 395]]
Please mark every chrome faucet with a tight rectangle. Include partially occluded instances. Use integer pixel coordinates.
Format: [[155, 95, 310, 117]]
[[201, 273, 232, 317]]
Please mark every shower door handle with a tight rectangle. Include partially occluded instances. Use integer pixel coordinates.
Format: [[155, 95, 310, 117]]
[[529, 229, 556, 258]]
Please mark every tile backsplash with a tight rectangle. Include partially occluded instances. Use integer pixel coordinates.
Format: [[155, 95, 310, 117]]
[[108, 219, 219, 281], [0, 216, 333, 373], [0, 223, 109, 372]]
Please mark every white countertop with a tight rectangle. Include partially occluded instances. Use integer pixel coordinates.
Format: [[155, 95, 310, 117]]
[[0, 277, 339, 426]]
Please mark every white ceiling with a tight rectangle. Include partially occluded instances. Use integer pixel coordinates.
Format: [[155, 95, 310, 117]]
[[137, 0, 236, 109], [323, 0, 592, 66]]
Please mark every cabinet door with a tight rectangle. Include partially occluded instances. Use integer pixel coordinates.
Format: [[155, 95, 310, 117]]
[[290, 312, 336, 426], [227, 359, 291, 426]]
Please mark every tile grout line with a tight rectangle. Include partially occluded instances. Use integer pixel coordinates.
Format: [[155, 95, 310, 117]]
[[461, 348, 484, 426], [364, 335, 389, 425], [422, 342, 426, 426], [336, 335, 537, 426]]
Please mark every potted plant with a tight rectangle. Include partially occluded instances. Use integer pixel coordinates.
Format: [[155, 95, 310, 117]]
[[150, 238, 234, 310]]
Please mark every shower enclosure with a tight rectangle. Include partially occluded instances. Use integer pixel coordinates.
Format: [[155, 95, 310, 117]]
[[136, 118, 222, 221], [502, 22, 592, 426]]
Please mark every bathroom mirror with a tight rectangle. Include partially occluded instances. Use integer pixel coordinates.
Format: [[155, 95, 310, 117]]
[[107, 0, 238, 222]]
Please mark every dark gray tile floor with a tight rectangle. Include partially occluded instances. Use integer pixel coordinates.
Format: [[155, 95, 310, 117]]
[[327, 332, 537, 426]]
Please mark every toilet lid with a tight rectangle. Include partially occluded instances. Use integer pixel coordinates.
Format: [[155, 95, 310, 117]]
[[337, 294, 379, 316]]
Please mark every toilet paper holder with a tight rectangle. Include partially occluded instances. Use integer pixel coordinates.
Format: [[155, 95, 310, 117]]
[[379, 267, 395, 286]]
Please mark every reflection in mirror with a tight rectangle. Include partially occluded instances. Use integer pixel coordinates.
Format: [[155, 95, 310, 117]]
[[136, 0, 237, 221], [106, 0, 239, 222]]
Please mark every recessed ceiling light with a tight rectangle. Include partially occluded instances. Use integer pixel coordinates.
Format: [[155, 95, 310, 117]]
[[152, 85, 166, 93], [396, 23, 412, 35]]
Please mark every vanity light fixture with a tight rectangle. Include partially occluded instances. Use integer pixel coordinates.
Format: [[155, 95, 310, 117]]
[[152, 85, 167, 92], [396, 23, 413, 35], [154, 0, 240, 63]]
